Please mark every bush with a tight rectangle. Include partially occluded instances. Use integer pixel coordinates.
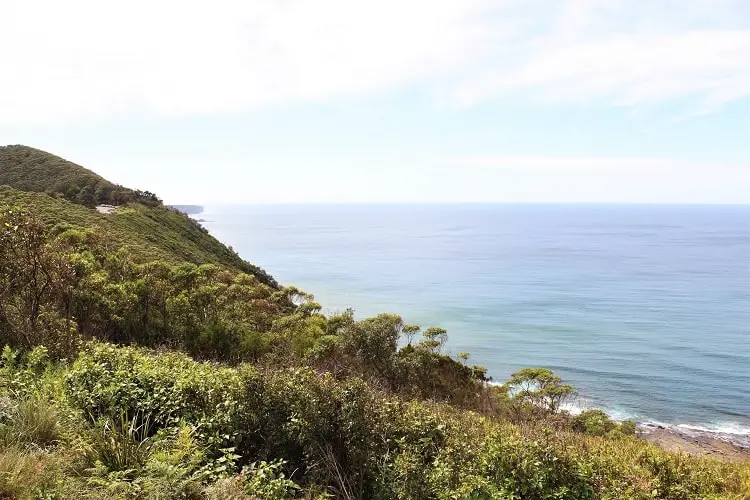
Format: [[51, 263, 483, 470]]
[[570, 409, 617, 436], [479, 430, 595, 499], [620, 419, 637, 436], [240, 460, 300, 499], [66, 342, 247, 450], [235, 367, 390, 496], [570, 410, 639, 439], [57, 342, 750, 499]]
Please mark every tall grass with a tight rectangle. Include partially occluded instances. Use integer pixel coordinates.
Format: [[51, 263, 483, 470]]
[[83, 412, 153, 474], [13, 397, 59, 446], [0, 448, 61, 498], [0, 396, 59, 448]]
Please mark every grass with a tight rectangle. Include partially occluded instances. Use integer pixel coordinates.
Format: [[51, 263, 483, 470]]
[[0, 145, 120, 202], [0, 448, 62, 498], [83, 413, 154, 474], [8, 396, 60, 447]]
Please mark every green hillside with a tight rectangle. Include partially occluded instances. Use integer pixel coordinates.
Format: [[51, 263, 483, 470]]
[[0, 145, 159, 207], [0, 147, 277, 287]]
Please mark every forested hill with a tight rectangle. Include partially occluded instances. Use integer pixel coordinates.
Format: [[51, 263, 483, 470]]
[[0, 146, 277, 287], [0, 145, 159, 207]]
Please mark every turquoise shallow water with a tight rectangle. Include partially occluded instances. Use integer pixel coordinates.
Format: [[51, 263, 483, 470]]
[[200, 204, 750, 442]]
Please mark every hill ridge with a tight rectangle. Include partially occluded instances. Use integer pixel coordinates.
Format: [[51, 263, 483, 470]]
[[0, 145, 278, 287]]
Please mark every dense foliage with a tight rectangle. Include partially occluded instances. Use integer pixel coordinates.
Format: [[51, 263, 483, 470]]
[[0, 145, 159, 207], [0, 208, 487, 407], [0, 186, 276, 287], [0, 344, 746, 499], [0, 147, 748, 498]]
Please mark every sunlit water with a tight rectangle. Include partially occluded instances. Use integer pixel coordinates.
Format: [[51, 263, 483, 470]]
[[200, 204, 750, 444]]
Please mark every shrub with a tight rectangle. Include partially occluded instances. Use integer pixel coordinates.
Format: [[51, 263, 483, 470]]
[[570, 409, 617, 436], [0, 346, 51, 399], [478, 430, 595, 499], [65, 342, 247, 450], [619, 419, 637, 436], [57, 342, 750, 499], [235, 367, 389, 496], [240, 460, 300, 499]]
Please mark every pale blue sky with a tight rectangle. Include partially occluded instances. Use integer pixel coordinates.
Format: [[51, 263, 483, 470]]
[[2, 0, 750, 203]]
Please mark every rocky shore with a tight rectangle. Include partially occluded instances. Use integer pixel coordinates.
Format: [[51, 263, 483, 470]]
[[640, 423, 750, 462]]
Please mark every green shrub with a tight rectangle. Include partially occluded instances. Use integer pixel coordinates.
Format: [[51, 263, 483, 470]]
[[571, 409, 617, 436], [240, 460, 300, 499], [0, 346, 49, 398], [570, 410, 639, 439], [619, 419, 637, 436], [234, 367, 389, 496], [479, 430, 595, 499], [66, 342, 247, 450], [57, 342, 750, 499]]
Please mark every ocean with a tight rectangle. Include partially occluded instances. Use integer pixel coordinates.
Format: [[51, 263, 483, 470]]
[[199, 204, 750, 445]]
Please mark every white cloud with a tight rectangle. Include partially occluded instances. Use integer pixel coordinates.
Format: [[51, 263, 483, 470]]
[[2, 0, 750, 125], [450, 0, 750, 112], [1, 0, 507, 125], [451, 30, 750, 112]]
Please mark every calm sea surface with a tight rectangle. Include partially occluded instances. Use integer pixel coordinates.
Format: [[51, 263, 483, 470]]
[[200, 204, 750, 439]]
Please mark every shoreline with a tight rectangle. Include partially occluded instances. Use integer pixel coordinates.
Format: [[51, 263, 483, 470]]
[[561, 399, 750, 462], [560, 399, 750, 459], [639, 422, 750, 462]]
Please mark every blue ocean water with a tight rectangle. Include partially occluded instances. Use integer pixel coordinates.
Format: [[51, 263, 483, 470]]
[[200, 204, 750, 440]]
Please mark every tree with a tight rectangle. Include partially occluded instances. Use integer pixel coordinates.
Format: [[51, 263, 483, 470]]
[[402, 324, 421, 345], [340, 313, 403, 381], [504, 368, 576, 413], [421, 327, 447, 354], [0, 209, 77, 354], [76, 185, 96, 207]]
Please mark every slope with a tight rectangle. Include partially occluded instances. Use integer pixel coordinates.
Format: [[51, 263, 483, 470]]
[[0, 145, 159, 207], [0, 147, 277, 287]]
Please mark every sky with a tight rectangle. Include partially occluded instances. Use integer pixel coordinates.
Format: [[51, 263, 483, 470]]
[[2, 0, 750, 204]]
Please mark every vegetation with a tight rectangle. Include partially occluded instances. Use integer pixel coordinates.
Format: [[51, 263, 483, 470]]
[[0, 146, 275, 285], [0, 146, 748, 498], [0, 207, 487, 404], [0, 344, 746, 499], [0, 145, 159, 207], [0, 186, 275, 287]]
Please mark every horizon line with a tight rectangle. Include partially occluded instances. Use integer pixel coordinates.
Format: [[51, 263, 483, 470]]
[[169, 201, 750, 207]]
